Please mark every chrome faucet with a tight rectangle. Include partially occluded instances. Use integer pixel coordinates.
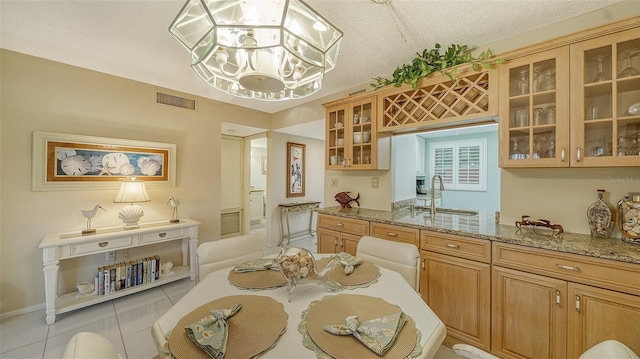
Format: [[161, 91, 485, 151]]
[[430, 174, 445, 216]]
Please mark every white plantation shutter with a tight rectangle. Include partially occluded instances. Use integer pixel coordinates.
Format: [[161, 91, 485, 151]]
[[429, 139, 486, 191], [433, 145, 454, 185]]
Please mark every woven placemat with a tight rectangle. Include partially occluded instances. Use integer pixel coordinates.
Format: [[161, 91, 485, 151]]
[[228, 269, 287, 290], [169, 295, 287, 359], [317, 257, 380, 287], [305, 294, 417, 359]]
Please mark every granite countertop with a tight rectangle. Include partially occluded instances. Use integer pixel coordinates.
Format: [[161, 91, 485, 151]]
[[316, 206, 640, 265]]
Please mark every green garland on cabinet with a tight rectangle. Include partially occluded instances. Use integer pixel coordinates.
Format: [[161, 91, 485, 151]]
[[371, 43, 505, 90]]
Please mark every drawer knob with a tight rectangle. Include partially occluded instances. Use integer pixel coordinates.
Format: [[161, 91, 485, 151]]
[[387, 232, 398, 237], [336, 223, 344, 227], [159, 232, 167, 238], [556, 263, 579, 271], [445, 243, 460, 248], [98, 241, 108, 247]]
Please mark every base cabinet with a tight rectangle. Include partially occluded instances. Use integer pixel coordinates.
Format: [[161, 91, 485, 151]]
[[317, 228, 360, 255], [492, 242, 640, 359], [568, 283, 640, 358], [316, 214, 369, 255], [421, 251, 491, 351], [492, 266, 567, 359], [419, 231, 492, 351]]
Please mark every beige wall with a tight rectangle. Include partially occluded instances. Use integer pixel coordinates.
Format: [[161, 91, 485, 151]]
[[0, 50, 271, 314]]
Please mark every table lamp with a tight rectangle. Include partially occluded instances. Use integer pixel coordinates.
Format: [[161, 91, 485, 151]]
[[114, 177, 150, 229]]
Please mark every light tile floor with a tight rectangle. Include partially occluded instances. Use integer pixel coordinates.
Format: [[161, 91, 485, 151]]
[[0, 231, 461, 358]]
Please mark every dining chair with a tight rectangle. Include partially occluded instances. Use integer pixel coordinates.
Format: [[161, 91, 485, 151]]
[[356, 235, 420, 291], [451, 340, 639, 359], [196, 233, 263, 282], [62, 332, 125, 359]]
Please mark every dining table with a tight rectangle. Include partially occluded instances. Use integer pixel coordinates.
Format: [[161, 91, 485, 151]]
[[151, 254, 446, 359]]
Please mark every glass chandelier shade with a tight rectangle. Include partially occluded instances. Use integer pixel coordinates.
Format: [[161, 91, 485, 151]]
[[169, 0, 343, 101]]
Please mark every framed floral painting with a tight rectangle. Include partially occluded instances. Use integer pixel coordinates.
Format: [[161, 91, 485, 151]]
[[286, 142, 305, 197], [32, 132, 176, 190]]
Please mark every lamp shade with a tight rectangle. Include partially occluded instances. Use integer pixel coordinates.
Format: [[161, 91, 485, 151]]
[[169, 0, 343, 101], [114, 179, 150, 230], [114, 179, 150, 204]]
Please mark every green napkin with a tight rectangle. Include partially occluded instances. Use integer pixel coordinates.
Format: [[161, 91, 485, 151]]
[[323, 312, 407, 356], [233, 258, 276, 273], [337, 252, 362, 275], [185, 303, 242, 359]]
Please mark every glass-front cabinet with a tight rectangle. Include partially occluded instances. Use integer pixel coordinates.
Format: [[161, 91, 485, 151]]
[[499, 48, 570, 167], [325, 95, 385, 170], [570, 28, 640, 167]]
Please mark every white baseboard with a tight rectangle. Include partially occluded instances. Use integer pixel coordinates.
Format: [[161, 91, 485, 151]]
[[0, 302, 45, 321]]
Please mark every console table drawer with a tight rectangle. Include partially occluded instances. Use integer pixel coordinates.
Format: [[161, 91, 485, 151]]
[[139, 228, 185, 244], [66, 237, 132, 257]]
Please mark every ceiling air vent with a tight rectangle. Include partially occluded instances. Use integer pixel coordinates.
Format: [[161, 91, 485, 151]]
[[156, 92, 196, 110]]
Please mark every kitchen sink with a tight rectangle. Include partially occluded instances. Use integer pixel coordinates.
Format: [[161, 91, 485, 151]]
[[411, 206, 478, 216]]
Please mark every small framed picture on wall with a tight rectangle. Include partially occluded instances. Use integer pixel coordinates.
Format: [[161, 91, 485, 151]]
[[286, 142, 305, 197]]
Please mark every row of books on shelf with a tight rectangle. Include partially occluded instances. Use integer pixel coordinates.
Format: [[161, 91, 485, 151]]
[[96, 255, 160, 296]]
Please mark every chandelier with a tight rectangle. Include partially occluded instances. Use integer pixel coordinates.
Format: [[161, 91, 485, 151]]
[[169, 0, 343, 101]]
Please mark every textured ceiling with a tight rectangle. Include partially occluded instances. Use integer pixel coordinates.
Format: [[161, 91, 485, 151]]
[[0, 0, 624, 118]]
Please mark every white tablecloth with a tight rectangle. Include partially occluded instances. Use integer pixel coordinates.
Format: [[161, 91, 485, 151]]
[[151, 257, 446, 359]]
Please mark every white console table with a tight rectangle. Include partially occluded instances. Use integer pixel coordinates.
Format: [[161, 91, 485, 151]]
[[39, 218, 200, 324], [278, 201, 320, 245]]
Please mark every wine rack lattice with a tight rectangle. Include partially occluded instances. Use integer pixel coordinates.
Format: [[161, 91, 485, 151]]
[[381, 72, 492, 130]]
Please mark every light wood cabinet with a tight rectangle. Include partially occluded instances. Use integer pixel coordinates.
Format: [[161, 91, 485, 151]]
[[500, 21, 640, 168], [420, 231, 491, 351], [369, 222, 419, 246], [499, 47, 570, 167], [324, 95, 390, 170], [492, 266, 567, 359], [567, 283, 640, 358], [316, 213, 369, 254], [492, 242, 640, 359], [317, 227, 360, 255], [569, 28, 640, 167]]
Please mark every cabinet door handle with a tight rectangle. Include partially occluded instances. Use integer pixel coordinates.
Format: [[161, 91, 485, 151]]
[[556, 290, 561, 306], [334, 239, 337, 245], [561, 147, 565, 162], [421, 258, 425, 270], [556, 264, 580, 271], [445, 243, 460, 248], [98, 241, 108, 247], [576, 147, 582, 162], [340, 239, 344, 248], [387, 232, 398, 237], [159, 232, 167, 238], [575, 295, 581, 312], [336, 223, 344, 227]]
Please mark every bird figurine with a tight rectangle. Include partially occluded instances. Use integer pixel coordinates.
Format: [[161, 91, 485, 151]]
[[81, 205, 106, 234], [167, 197, 180, 223]]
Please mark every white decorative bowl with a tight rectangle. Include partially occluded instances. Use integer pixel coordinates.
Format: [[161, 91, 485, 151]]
[[353, 132, 362, 144], [337, 138, 344, 146]]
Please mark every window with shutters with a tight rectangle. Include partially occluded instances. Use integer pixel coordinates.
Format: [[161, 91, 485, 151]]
[[429, 139, 486, 191]]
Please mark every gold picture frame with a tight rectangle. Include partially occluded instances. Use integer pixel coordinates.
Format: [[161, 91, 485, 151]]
[[32, 132, 176, 190], [286, 142, 305, 197]]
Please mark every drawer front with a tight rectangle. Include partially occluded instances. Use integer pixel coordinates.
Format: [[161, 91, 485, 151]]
[[69, 237, 132, 256], [421, 231, 491, 263], [317, 214, 369, 236], [493, 242, 640, 296], [139, 228, 185, 244], [369, 222, 419, 246]]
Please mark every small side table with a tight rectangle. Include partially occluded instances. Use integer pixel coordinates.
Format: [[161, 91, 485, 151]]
[[278, 201, 321, 245]]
